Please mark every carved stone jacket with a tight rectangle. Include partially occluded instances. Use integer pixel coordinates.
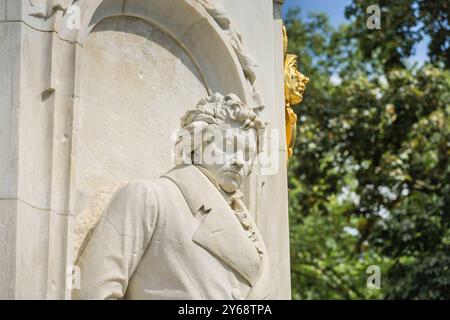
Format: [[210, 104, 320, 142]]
[[73, 165, 272, 300]]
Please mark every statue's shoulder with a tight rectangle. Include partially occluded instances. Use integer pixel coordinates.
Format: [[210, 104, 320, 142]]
[[118, 177, 176, 199], [73, 179, 162, 263], [116, 179, 157, 193]]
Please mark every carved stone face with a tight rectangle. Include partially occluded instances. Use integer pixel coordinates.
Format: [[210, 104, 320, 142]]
[[285, 54, 309, 106], [200, 124, 258, 193]]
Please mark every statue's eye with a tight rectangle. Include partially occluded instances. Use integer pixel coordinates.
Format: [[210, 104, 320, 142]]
[[225, 139, 234, 151]]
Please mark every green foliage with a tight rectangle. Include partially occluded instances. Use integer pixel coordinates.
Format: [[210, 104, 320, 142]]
[[344, 0, 449, 69], [285, 4, 450, 299]]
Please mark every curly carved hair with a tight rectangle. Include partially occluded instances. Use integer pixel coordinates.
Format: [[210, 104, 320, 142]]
[[173, 93, 266, 165]]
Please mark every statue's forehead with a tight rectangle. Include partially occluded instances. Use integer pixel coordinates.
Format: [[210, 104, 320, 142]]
[[222, 127, 256, 139], [223, 128, 258, 151]]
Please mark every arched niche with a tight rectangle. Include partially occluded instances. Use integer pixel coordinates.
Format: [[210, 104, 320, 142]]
[[68, 0, 256, 217], [41, 0, 255, 298], [62, 0, 256, 284], [73, 14, 208, 213], [72, 15, 210, 255]]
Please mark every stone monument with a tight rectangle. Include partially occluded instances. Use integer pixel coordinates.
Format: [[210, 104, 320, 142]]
[[0, 0, 292, 299], [73, 93, 271, 299]]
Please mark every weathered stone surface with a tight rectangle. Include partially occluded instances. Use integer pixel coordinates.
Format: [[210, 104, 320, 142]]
[[0, 1, 6, 21], [17, 24, 54, 210], [0, 200, 16, 299], [15, 201, 50, 299], [0, 22, 20, 199]]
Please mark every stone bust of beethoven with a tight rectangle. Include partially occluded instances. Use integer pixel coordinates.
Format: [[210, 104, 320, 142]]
[[73, 93, 272, 300]]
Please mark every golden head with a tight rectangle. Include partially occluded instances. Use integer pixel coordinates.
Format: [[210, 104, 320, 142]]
[[284, 54, 310, 106]]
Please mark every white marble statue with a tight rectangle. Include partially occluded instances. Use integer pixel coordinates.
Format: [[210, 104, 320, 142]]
[[73, 93, 272, 300]]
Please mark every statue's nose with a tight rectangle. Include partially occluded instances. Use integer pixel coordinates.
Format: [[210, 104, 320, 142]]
[[231, 159, 244, 169]]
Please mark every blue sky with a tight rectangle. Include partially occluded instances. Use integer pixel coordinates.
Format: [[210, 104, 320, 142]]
[[281, 0, 429, 65], [282, 0, 349, 27]]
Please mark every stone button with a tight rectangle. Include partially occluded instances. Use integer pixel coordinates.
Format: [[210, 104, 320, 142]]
[[231, 288, 244, 300]]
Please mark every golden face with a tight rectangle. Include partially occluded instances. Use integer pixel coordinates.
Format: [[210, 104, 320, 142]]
[[284, 54, 309, 106], [282, 24, 309, 161]]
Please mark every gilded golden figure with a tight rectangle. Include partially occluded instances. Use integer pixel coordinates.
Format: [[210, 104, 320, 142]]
[[283, 25, 309, 160]]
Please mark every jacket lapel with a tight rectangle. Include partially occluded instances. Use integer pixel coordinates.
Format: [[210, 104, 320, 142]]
[[162, 165, 262, 287]]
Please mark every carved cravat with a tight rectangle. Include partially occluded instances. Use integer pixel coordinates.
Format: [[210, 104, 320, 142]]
[[229, 193, 264, 257], [195, 165, 264, 257]]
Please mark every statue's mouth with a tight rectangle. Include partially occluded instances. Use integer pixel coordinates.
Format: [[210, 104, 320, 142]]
[[225, 170, 241, 178]]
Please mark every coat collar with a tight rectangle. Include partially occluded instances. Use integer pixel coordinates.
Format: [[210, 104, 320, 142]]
[[162, 165, 262, 287]]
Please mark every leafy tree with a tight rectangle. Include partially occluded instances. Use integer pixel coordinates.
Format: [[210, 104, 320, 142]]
[[285, 3, 450, 299], [345, 0, 449, 70]]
